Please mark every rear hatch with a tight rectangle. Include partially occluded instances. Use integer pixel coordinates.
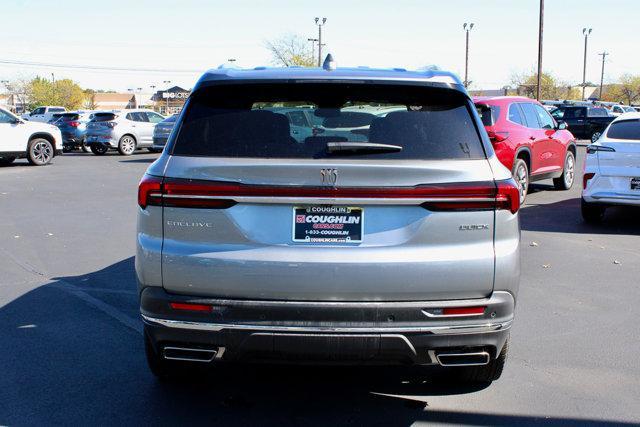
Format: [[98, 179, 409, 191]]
[[596, 119, 640, 194], [86, 112, 117, 134], [153, 82, 511, 302]]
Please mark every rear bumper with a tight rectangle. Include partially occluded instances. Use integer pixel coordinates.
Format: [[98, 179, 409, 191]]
[[86, 134, 117, 147], [583, 175, 640, 206], [141, 287, 514, 365]]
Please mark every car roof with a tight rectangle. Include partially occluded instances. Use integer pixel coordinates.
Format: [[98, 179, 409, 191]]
[[193, 66, 465, 94], [611, 112, 640, 123], [473, 96, 534, 104]]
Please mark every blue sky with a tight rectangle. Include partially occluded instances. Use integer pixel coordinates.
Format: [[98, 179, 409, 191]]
[[1, 0, 638, 92]]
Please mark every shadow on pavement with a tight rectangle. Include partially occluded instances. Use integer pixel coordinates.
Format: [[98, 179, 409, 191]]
[[1, 258, 636, 425], [521, 187, 640, 236], [119, 157, 158, 164]]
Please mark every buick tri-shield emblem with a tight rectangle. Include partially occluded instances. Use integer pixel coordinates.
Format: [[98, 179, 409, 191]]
[[320, 168, 338, 187]]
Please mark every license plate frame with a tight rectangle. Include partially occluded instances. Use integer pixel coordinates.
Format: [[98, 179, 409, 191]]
[[292, 206, 363, 243]]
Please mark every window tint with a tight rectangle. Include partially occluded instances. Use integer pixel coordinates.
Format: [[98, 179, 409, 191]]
[[126, 112, 148, 122], [0, 109, 15, 123], [32, 107, 45, 115], [588, 108, 608, 117], [508, 104, 525, 125], [476, 105, 500, 126], [287, 111, 308, 127], [60, 113, 80, 120], [146, 112, 164, 123], [519, 103, 541, 128], [533, 104, 555, 129], [92, 113, 116, 122], [563, 108, 585, 119], [50, 107, 65, 113], [172, 83, 486, 160], [606, 119, 640, 141], [551, 108, 564, 119]]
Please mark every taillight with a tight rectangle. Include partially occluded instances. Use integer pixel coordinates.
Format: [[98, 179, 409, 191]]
[[442, 306, 486, 316], [106, 121, 118, 128], [68, 121, 80, 127], [138, 177, 520, 213], [583, 172, 595, 189], [169, 302, 213, 312], [138, 175, 162, 209]]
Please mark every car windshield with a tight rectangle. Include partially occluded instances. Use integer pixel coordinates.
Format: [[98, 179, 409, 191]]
[[606, 119, 640, 141], [172, 83, 485, 160]]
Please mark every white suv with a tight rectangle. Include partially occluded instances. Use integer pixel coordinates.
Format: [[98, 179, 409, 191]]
[[85, 109, 165, 156], [0, 107, 63, 166], [22, 106, 67, 123]]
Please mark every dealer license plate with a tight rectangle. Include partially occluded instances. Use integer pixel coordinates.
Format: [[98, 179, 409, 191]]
[[293, 206, 363, 243]]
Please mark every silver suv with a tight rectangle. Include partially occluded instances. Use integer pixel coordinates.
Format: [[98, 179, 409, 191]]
[[136, 63, 521, 383], [86, 109, 165, 155]]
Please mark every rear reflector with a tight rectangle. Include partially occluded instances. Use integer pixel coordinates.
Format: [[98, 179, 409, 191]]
[[138, 176, 520, 214], [442, 306, 486, 316], [169, 302, 213, 312]]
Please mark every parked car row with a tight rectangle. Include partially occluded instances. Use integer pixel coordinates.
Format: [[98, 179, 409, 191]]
[[0, 106, 62, 166]]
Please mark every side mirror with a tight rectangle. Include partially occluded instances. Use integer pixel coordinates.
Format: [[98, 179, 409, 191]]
[[556, 120, 567, 130]]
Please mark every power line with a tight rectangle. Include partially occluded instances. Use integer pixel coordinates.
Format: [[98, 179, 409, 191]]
[[0, 58, 202, 74]]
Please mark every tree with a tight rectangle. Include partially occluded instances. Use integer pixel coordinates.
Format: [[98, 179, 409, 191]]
[[1, 77, 31, 113], [602, 74, 640, 105], [27, 77, 85, 110], [265, 34, 315, 67], [509, 70, 578, 100], [83, 89, 98, 110]]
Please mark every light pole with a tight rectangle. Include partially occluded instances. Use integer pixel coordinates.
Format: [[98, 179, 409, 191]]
[[307, 38, 318, 62], [536, 0, 544, 101], [314, 17, 327, 66], [598, 51, 609, 100], [163, 80, 171, 115], [581, 28, 592, 100], [463, 23, 474, 88], [150, 85, 157, 111]]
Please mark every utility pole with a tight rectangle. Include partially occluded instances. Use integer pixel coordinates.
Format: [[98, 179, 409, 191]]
[[307, 38, 318, 62], [463, 23, 474, 88], [536, 0, 544, 101], [314, 17, 327, 66], [581, 28, 592, 100], [150, 85, 157, 111], [163, 80, 171, 115], [598, 51, 609, 100]]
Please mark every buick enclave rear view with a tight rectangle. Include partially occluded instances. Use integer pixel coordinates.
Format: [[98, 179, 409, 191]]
[[136, 65, 521, 383]]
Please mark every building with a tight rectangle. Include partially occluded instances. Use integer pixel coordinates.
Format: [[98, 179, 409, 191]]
[[152, 86, 191, 115], [91, 93, 136, 111], [0, 93, 28, 113]]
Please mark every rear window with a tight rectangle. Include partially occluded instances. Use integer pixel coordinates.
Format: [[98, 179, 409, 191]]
[[606, 120, 640, 140], [171, 83, 485, 160], [92, 113, 116, 122], [49, 107, 65, 113], [476, 104, 500, 126], [61, 113, 80, 121], [588, 108, 608, 117]]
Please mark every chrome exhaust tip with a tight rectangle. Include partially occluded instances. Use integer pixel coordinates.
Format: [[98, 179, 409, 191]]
[[435, 351, 490, 367], [163, 346, 222, 363]]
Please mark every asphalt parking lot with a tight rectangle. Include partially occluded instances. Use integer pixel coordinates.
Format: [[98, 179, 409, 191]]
[[1, 148, 639, 426]]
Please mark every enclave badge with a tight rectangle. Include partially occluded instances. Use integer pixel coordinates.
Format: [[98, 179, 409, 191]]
[[320, 168, 339, 187]]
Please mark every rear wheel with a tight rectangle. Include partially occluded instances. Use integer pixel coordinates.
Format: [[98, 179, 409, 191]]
[[118, 135, 137, 156], [591, 131, 602, 143], [27, 138, 54, 166], [0, 156, 16, 166], [512, 159, 529, 204], [453, 338, 509, 383], [90, 144, 108, 156], [553, 150, 575, 190], [581, 198, 606, 224], [81, 140, 91, 153]]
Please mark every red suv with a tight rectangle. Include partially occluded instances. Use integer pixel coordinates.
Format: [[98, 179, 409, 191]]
[[474, 96, 576, 202]]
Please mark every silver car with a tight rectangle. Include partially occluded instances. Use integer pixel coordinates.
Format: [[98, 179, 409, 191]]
[[86, 109, 165, 155], [136, 64, 521, 383], [151, 114, 178, 152]]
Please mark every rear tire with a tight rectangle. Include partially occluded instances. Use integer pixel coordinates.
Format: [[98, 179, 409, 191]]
[[81, 141, 91, 153], [0, 156, 16, 166], [453, 338, 509, 384], [512, 159, 529, 204], [90, 144, 108, 156], [27, 138, 54, 166], [553, 150, 575, 190], [581, 198, 606, 224], [118, 135, 137, 156]]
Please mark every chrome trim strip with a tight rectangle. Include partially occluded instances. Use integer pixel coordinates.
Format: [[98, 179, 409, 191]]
[[160, 194, 496, 205], [421, 309, 485, 318], [142, 314, 512, 335], [162, 346, 217, 363], [435, 351, 490, 367]]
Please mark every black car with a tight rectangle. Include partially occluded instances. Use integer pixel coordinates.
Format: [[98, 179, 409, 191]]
[[551, 106, 614, 143]]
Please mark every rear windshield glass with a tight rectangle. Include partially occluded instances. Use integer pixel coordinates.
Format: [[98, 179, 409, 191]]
[[606, 119, 640, 140], [92, 113, 116, 122], [171, 83, 485, 160], [476, 105, 500, 126], [50, 107, 65, 113], [61, 113, 80, 120], [588, 108, 608, 117]]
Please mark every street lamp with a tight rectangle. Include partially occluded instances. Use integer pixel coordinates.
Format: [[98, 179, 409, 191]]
[[462, 23, 474, 88], [163, 80, 172, 115], [582, 28, 593, 100], [536, 0, 544, 101], [314, 17, 327, 67]]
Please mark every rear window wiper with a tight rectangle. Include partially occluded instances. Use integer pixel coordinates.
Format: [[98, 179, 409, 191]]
[[326, 141, 403, 154]]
